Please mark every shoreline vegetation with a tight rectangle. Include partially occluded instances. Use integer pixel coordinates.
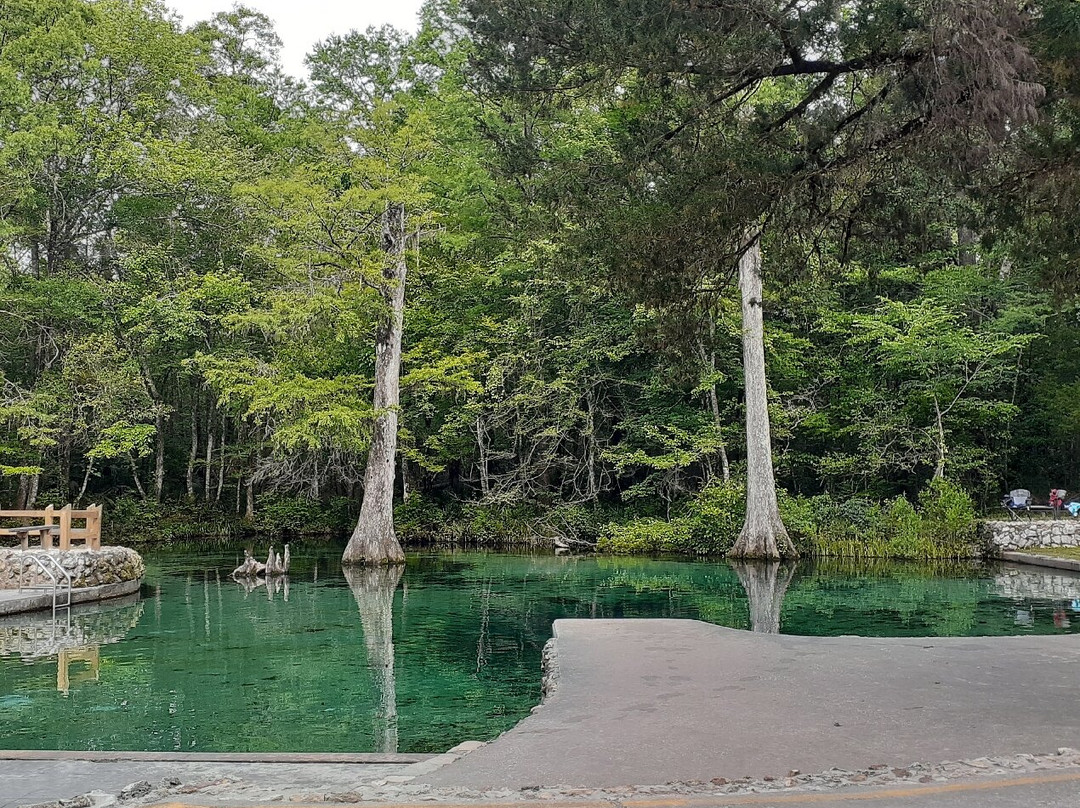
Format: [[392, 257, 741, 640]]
[[106, 476, 985, 560]]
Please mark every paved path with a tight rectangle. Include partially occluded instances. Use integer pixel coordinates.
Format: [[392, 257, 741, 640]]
[[423, 619, 1080, 789], [2, 758, 420, 808], [0, 579, 141, 616], [1002, 551, 1080, 572], [147, 770, 1080, 807]]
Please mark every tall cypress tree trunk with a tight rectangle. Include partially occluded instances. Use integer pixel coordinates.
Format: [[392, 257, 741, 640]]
[[186, 402, 198, 502], [729, 233, 796, 560], [696, 334, 731, 484], [137, 363, 166, 502], [343, 202, 407, 566], [203, 412, 214, 502], [216, 412, 227, 502], [27, 471, 39, 507], [153, 419, 165, 502]]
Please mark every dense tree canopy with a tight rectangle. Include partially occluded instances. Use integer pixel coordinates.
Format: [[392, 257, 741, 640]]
[[0, 0, 1076, 557]]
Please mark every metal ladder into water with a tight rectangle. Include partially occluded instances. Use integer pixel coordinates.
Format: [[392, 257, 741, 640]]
[[18, 551, 73, 620]]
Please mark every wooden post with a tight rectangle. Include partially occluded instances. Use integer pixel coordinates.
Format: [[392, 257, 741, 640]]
[[42, 504, 54, 550], [88, 504, 102, 550], [58, 505, 71, 551]]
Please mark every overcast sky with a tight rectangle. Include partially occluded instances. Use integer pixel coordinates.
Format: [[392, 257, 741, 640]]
[[168, 0, 426, 79]]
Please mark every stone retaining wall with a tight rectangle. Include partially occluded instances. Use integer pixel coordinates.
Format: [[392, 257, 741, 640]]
[[980, 519, 1080, 553], [0, 546, 144, 590]]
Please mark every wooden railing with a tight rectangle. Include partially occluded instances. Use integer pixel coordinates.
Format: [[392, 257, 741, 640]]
[[0, 504, 103, 551]]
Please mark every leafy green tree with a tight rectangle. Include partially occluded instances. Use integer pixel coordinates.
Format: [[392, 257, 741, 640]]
[[841, 283, 1036, 482], [462, 0, 1044, 556]]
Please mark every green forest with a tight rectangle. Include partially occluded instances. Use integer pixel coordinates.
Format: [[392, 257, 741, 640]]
[[1, 0, 1078, 559]]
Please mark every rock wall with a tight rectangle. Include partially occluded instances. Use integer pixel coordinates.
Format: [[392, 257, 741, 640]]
[[981, 520, 1080, 553], [0, 546, 144, 590]]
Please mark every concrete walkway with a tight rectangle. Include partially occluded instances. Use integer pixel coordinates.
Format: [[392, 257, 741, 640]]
[[1002, 550, 1080, 573], [146, 771, 1080, 808], [2, 758, 415, 808], [0, 579, 141, 616], [423, 619, 1080, 789]]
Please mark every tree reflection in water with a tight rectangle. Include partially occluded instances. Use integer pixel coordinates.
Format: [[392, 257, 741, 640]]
[[232, 574, 290, 601], [345, 564, 404, 753], [729, 561, 795, 633]]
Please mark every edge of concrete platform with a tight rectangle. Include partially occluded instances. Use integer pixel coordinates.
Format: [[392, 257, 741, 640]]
[[0, 577, 142, 616], [0, 749, 433, 764], [1001, 551, 1080, 572]]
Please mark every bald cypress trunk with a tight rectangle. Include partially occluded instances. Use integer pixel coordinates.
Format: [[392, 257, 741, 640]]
[[729, 233, 796, 560], [343, 202, 407, 566]]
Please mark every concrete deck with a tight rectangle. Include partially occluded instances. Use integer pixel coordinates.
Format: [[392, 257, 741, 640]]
[[1, 758, 417, 808], [1002, 550, 1080, 573], [423, 619, 1080, 789], [0, 578, 141, 616]]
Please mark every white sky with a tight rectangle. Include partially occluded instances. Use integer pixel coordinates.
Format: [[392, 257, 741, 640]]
[[168, 0, 426, 79]]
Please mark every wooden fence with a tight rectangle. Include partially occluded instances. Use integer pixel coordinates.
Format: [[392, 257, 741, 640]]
[[0, 504, 103, 551]]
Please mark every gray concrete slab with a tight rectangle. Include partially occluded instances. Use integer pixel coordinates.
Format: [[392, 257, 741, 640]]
[[0, 759, 413, 808], [0, 579, 141, 616], [1002, 551, 1080, 572], [137, 767, 1080, 808], [423, 619, 1080, 789]]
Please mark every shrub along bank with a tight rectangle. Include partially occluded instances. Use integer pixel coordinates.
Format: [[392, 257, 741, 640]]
[[104, 479, 980, 559], [597, 478, 979, 559]]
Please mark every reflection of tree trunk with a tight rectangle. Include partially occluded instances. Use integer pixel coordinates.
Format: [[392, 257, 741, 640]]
[[345, 564, 404, 754], [730, 561, 795, 634]]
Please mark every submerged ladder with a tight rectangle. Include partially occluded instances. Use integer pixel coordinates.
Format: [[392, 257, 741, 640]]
[[18, 551, 73, 620]]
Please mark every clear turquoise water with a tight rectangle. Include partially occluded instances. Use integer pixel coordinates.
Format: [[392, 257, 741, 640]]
[[1, 547, 1078, 753]]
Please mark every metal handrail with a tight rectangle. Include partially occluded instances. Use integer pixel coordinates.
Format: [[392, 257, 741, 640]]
[[18, 551, 73, 618]]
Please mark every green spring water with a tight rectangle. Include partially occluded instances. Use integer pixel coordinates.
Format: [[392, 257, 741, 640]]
[[0, 547, 1076, 753]]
